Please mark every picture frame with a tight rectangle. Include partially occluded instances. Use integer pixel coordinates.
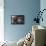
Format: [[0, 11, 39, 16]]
[[11, 15, 24, 24]]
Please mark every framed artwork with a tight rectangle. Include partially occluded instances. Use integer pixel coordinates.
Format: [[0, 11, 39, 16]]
[[11, 15, 24, 24]]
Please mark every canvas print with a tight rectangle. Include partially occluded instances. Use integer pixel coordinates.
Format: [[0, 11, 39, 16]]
[[11, 15, 24, 24]]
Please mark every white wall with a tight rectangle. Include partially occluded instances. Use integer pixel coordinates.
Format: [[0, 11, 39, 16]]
[[0, 0, 4, 42]]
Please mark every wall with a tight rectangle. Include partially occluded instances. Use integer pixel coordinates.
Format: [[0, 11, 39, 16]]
[[4, 0, 40, 42], [0, 0, 4, 42], [40, 0, 46, 27]]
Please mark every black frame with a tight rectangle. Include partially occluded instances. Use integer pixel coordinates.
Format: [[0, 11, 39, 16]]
[[11, 15, 24, 25]]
